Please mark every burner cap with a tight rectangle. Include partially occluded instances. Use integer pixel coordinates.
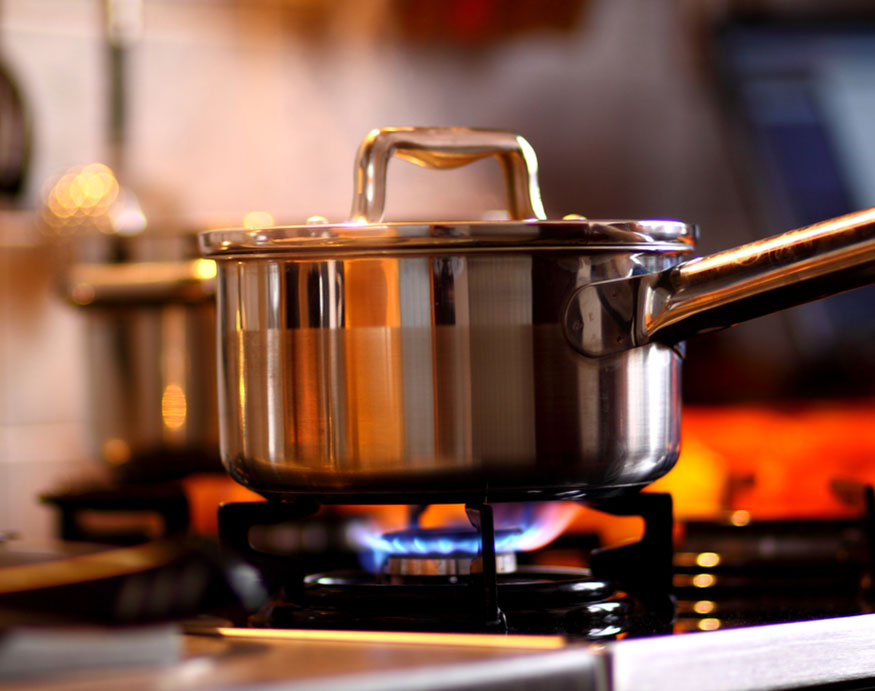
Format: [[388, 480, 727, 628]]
[[385, 552, 517, 577]]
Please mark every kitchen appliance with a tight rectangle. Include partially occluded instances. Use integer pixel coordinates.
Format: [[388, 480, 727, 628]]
[[218, 494, 676, 637], [12, 453, 875, 689], [177, 479, 875, 691], [175, 128, 875, 690], [17, 128, 875, 690], [198, 126, 875, 500]]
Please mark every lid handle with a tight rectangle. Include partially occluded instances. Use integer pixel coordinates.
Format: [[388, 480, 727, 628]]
[[350, 127, 547, 223]]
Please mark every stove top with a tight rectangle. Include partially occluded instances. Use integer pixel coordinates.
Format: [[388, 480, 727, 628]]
[[217, 487, 872, 637], [265, 566, 632, 639], [23, 481, 875, 690], [201, 485, 875, 690], [180, 615, 875, 691]]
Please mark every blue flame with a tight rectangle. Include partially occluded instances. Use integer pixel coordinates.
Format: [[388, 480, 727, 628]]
[[350, 502, 581, 572], [368, 528, 522, 557]]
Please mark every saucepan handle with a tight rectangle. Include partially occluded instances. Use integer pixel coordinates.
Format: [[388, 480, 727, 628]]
[[564, 208, 875, 357], [349, 126, 547, 223]]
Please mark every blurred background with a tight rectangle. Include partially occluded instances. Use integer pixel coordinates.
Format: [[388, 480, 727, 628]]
[[2, 0, 875, 540]]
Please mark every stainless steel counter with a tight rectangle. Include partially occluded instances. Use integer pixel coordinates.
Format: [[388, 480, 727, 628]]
[[7, 614, 875, 690]]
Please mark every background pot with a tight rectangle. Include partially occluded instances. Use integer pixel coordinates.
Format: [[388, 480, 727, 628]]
[[66, 232, 220, 482]]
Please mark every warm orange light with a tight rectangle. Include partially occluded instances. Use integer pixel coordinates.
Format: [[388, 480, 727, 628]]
[[192, 258, 217, 280], [730, 510, 751, 527], [650, 403, 875, 524], [102, 437, 131, 466], [698, 618, 721, 631], [647, 436, 727, 520], [692, 573, 716, 588], [180, 473, 264, 536], [207, 627, 566, 650], [161, 383, 187, 431], [69, 283, 96, 306], [693, 600, 716, 615], [42, 163, 121, 233], [695, 552, 721, 568], [243, 210, 275, 230]]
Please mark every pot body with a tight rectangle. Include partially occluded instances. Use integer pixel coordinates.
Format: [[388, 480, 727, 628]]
[[215, 247, 686, 501]]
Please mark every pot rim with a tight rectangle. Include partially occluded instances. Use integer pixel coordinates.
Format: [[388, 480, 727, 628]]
[[198, 218, 698, 258]]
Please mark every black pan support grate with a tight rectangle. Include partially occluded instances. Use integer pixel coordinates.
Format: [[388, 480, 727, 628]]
[[217, 492, 676, 634]]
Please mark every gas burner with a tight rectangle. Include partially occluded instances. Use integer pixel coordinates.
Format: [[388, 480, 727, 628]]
[[385, 552, 517, 577], [260, 566, 630, 639], [377, 527, 521, 576], [218, 493, 677, 637]]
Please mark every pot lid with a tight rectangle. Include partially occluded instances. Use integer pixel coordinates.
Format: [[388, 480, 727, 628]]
[[199, 127, 698, 258]]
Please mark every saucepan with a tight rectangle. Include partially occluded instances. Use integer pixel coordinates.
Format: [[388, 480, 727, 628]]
[[198, 127, 875, 502], [65, 233, 220, 481]]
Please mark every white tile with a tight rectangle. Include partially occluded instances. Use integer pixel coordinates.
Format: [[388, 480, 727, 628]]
[[2, 459, 102, 540], [0, 248, 12, 426], [0, 465, 10, 536], [0, 422, 103, 539], [2, 421, 92, 464], [1, 246, 89, 427]]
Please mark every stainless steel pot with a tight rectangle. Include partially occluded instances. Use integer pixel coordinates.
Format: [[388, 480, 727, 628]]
[[66, 233, 221, 481], [199, 127, 875, 501]]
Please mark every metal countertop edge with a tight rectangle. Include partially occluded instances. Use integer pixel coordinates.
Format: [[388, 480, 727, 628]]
[[606, 613, 875, 691], [230, 647, 607, 691]]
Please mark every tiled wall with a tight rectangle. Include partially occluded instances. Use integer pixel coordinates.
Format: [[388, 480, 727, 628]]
[[0, 215, 98, 539], [0, 0, 748, 538]]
